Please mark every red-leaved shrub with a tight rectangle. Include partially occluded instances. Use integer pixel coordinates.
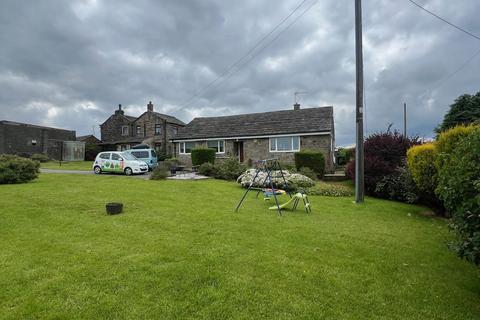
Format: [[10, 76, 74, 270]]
[[346, 129, 420, 195]]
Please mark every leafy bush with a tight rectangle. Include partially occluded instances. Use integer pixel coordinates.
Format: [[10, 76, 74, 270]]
[[435, 124, 476, 169], [163, 158, 181, 170], [280, 162, 297, 172], [346, 129, 420, 195], [198, 162, 217, 176], [0, 155, 40, 184], [215, 157, 247, 180], [336, 147, 355, 166], [407, 143, 437, 192], [150, 166, 169, 180], [156, 150, 170, 162], [306, 182, 354, 197], [191, 148, 216, 166], [31, 153, 49, 163], [435, 126, 480, 265], [407, 143, 443, 212], [298, 167, 317, 181], [294, 150, 325, 178], [374, 166, 419, 204]]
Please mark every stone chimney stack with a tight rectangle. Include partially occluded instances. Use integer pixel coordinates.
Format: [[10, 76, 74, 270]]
[[293, 103, 300, 110], [147, 101, 154, 112], [115, 104, 124, 115]]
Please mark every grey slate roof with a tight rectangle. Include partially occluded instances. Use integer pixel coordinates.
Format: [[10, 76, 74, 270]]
[[151, 112, 185, 126], [76, 135, 93, 141], [0, 120, 75, 133], [124, 115, 137, 122], [173, 106, 333, 140]]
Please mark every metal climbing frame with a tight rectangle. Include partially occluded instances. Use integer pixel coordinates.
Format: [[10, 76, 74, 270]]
[[235, 158, 291, 215]]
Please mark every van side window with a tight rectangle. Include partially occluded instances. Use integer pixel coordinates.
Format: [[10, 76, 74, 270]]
[[99, 153, 110, 160], [131, 151, 149, 158], [111, 153, 121, 160]]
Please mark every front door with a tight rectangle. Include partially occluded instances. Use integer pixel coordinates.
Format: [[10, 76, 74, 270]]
[[235, 141, 244, 162]]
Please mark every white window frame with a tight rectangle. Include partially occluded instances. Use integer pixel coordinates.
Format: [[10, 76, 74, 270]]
[[136, 125, 142, 136], [121, 126, 129, 136], [269, 136, 300, 152], [155, 124, 162, 135], [206, 140, 225, 154], [179, 141, 196, 154]]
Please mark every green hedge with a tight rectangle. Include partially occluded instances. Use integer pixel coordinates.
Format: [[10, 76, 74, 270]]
[[191, 148, 216, 166], [294, 150, 325, 178], [407, 143, 442, 212], [435, 126, 480, 265], [0, 155, 40, 184]]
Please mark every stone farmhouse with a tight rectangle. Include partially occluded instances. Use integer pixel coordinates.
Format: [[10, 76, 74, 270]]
[[100, 102, 185, 154], [172, 105, 335, 172]]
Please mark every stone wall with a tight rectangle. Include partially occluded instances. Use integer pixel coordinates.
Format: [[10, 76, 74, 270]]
[[0, 121, 76, 156], [174, 134, 334, 172]]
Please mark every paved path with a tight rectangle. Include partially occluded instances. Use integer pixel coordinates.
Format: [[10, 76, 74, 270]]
[[40, 168, 151, 179], [40, 169, 209, 180], [41, 168, 93, 174]]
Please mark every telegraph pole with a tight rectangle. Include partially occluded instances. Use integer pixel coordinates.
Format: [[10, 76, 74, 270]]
[[355, 0, 365, 203], [403, 102, 407, 137]]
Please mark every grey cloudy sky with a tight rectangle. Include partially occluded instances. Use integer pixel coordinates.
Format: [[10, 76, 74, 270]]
[[0, 0, 479, 145]]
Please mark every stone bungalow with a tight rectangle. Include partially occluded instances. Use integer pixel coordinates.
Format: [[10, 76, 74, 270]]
[[172, 105, 335, 172], [100, 102, 185, 154]]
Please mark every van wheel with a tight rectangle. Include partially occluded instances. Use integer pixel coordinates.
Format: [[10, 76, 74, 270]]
[[124, 167, 133, 176], [94, 166, 102, 174]]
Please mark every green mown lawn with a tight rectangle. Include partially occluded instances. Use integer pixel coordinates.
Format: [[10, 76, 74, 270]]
[[0, 174, 479, 319], [41, 161, 93, 171]]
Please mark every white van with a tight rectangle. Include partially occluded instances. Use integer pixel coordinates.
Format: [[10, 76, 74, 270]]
[[93, 151, 148, 175]]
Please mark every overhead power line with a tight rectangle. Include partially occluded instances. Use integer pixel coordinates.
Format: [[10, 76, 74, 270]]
[[180, 0, 317, 108], [408, 0, 480, 41], [421, 46, 480, 97], [198, 0, 319, 100]]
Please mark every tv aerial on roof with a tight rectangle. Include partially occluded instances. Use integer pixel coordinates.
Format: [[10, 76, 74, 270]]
[[294, 91, 308, 104]]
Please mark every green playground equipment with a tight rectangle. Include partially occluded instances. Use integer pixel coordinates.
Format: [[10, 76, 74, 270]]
[[235, 158, 312, 215], [269, 192, 311, 213]]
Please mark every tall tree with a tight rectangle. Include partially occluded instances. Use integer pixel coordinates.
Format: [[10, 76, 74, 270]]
[[435, 91, 480, 133]]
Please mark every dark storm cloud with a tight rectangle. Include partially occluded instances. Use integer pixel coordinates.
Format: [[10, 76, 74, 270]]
[[0, 0, 478, 144]]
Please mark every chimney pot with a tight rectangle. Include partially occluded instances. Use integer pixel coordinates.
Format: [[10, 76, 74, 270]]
[[147, 101, 154, 112], [293, 103, 300, 110], [115, 104, 124, 115]]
